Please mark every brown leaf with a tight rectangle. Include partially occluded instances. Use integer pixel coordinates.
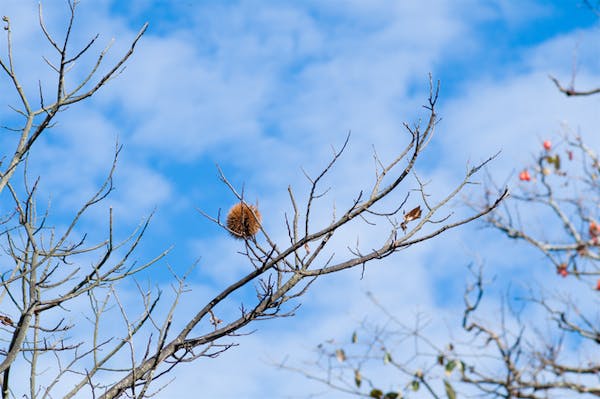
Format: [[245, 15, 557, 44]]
[[0, 315, 13, 326], [401, 206, 422, 231], [335, 349, 346, 362], [404, 206, 422, 223], [354, 369, 362, 387]]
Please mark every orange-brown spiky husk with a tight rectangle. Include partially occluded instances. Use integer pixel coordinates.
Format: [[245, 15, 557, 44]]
[[226, 202, 261, 239]]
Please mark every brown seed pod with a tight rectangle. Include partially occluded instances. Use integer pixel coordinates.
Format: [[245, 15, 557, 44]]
[[226, 202, 261, 239]]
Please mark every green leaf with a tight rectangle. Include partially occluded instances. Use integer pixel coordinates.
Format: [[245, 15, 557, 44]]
[[445, 360, 456, 376], [410, 380, 420, 392], [384, 392, 400, 399], [354, 369, 362, 388], [546, 155, 561, 170], [369, 388, 383, 398], [444, 380, 456, 399], [352, 331, 358, 344], [383, 352, 392, 364]]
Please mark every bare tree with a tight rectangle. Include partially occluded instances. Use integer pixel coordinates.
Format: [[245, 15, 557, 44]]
[[453, 7, 600, 397], [287, 11, 600, 399], [450, 132, 600, 399], [0, 3, 506, 398], [286, 135, 600, 399], [548, 0, 600, 97]]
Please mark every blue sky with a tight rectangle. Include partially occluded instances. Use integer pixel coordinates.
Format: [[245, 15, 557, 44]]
[[2, 1, 600, 398]]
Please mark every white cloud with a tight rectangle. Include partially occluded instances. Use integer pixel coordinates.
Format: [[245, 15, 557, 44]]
[[1, 1, 599, 398]]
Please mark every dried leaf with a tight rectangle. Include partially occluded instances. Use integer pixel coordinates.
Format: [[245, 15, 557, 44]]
[[444, 380, 456, 399], [369, 389, 384, 398], [404, 206, 422, 223], [383, 352, 392, 364], [354, 369, 362, 387], [335, 349, 346, 362], [400, 206, 422, 232], [351, 331, 358, 344], [0, 315, 12, 326]]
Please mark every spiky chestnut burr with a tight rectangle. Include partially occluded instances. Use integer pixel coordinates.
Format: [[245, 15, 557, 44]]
[[226, 202, 261, 239]]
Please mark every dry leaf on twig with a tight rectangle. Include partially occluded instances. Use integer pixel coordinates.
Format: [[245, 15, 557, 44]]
[[401, 206, 422, 231]]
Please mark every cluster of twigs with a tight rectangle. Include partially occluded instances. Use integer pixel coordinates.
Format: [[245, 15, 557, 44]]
[[0, 2, 506, 398], [288, 40, 600, 399]]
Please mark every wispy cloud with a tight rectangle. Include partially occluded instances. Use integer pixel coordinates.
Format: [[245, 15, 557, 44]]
[[1, 1, 598, 397]]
